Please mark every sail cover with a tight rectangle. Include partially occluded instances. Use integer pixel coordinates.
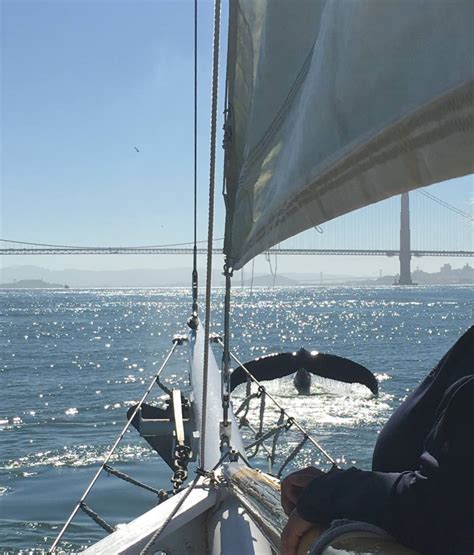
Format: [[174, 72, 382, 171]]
[[223, 0, 474, 269]]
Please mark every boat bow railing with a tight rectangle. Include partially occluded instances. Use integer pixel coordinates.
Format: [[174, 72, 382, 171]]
[[215, 338, 338, 476], [49, 331, 340, 553], [49, 339, 186, 553]]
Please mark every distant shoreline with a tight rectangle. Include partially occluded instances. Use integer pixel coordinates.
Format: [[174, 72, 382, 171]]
[[0, 263, 472, 288], [0, 279, 69, 289], [1, 283, 472, 291]]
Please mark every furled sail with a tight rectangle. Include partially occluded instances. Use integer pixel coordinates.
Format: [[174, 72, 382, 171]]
[[223, 0, 474, 270]]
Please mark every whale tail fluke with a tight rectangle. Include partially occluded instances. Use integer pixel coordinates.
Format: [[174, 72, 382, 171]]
[[230, 348, 378, 395]]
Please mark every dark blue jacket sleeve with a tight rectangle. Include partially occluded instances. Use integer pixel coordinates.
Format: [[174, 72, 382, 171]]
[[296, 376, 474, 555], [372, 326, 474, 473], [297, 465, 400, 527]]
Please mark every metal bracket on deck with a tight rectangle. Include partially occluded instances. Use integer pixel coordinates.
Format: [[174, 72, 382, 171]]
[[129, 391, 199, 471]]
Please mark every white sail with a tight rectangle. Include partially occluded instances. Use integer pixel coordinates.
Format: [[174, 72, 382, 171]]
[[224, 0, 474, 269]]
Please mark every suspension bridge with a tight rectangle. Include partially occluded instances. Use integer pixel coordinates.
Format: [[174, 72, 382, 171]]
[[1, 191, 472, 284], [0, 247, 469, 257]]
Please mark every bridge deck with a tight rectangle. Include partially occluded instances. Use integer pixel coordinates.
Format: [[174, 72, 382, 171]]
[[0, 248, 472, 257]]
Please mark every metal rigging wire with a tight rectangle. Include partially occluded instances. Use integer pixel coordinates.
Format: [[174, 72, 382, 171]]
[[217, 339, 337, 467], [49, 342, 179, 553], [191, 0, 199, 318]]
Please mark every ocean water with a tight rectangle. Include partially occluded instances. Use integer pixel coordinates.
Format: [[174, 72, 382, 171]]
[[0, 285, 472, 553]]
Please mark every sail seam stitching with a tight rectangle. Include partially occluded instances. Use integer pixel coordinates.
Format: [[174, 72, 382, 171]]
[[239, 44, 315, 184]]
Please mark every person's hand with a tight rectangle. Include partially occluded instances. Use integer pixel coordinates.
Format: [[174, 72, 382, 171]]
[[280, 466, 323, 516], [281, 508, 322, 555]]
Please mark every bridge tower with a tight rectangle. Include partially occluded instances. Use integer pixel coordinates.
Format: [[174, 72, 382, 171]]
[[397, 192, 413, 285]]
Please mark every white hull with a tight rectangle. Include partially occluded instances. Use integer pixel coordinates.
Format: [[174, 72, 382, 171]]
[[82, 478, 274, 555]]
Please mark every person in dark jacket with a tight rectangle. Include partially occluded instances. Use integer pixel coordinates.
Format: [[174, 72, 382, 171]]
[[281, 326, 474, 555]]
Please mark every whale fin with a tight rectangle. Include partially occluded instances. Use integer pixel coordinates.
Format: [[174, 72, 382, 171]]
[[298, 349, 378, 395]]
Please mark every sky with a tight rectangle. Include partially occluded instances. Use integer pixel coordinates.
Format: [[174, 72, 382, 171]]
[[1, 0, 472, 278]]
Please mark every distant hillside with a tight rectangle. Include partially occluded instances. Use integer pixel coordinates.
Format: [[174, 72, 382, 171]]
[[0, 279, 69, 289], [242, 274, 299, 286], [0, 265, 218, 287], [1, 263, 471, 288], [0, 265, 296, 288]]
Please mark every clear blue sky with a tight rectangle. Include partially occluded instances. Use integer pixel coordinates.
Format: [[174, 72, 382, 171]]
[[1, 1, 223, 243], [1, 0, 472, 276]]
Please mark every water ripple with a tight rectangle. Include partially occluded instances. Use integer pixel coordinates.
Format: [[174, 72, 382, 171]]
[[1, 285, 471, 551]]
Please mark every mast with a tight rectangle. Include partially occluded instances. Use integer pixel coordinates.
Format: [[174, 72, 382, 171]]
[[398, 192, 413, 285]]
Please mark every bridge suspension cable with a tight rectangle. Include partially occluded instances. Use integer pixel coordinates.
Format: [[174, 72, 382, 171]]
[[416, 189, 472, 220], [1, 189, 471, 255], [0, 237, 224, 249]]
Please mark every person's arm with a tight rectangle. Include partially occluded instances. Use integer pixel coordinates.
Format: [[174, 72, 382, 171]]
[[280, 466, 324, 515], [281, 509, 318, 555], [279, 465, 403, 555], [296, 466, 401, 529], [293, 377, 474, 554]]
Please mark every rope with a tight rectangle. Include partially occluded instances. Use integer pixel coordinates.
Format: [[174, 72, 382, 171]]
[[201, 0, 222, 471], [235, 383, 286, 467], [257, 388, 266, 438], [103, 464, 169, 498], [244, 422, 287, 454], [234, 391, 260, 418], [155, 376, 172, 396], [49, 342, 179, 553], [277, 435, 309, 479], [244, 419, 274, 460], [140, 451, 230, 555], [79, 502, 115, 534], [139, 474, 201, 555], [270, 409, 286, 471]]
